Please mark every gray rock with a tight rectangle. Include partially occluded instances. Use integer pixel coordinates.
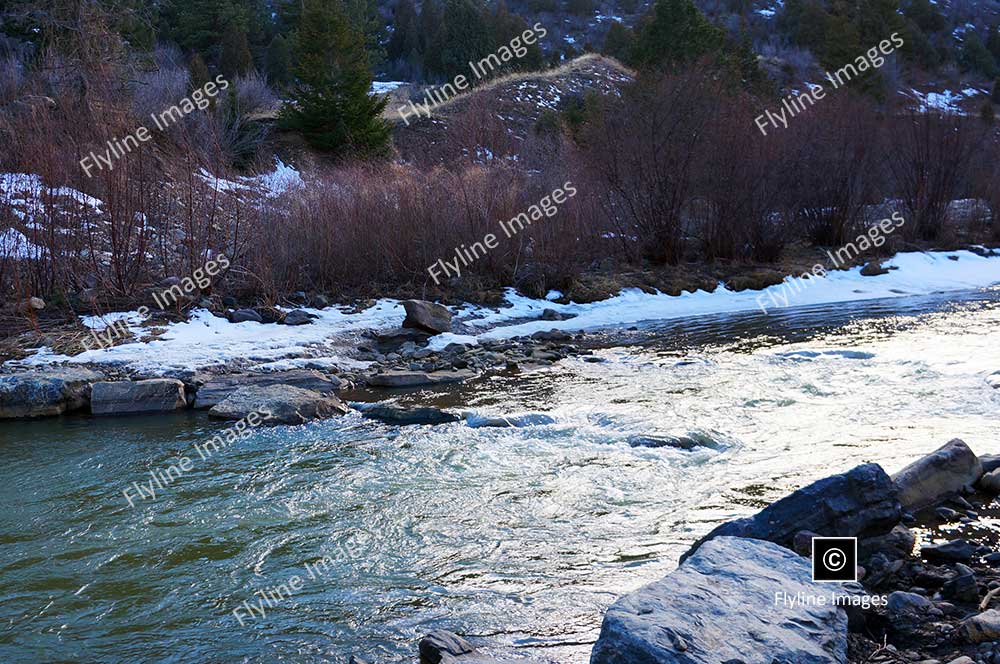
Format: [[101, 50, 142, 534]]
[[283, 309, 316, 326], [403, 300, 452, 334], [358, 404, 460, 426], [682, 463, 900, 562], [962, 609, 1000, 643], [464, 412, 557, 428], [419, 630, 476, 664], [368, 370, 476, 388], [887, 591, 933, 633], [229, 308, 263, 324], [91, 379, 187, 415], [627, 431, 728, 451], [209, 385, 348, 425], [0, 368, 104, 418], [14, 296, 45, 313], [979, 469, 1000, 494], [193, 370, 342, 409], [922, 539, 975, 563], [981, 454, 1000, 474], [859, 525, 916, 562], [942, 570, 980, 604], [531, 329, 572, 342], [892, 440, 983, 512], [860, 261, 890, 276], [591, 536, 850, 664]]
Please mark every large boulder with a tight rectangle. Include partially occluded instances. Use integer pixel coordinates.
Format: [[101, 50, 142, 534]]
[[892, 439, 983, 512], [591, 536, 850, 664], [91, 379, 187, 415], [0, 368, 104, 418], [368, 370, 476, 388], [402, 300, 452, 334], [209, 385, 348, 425], [681, 463, 900, 562], [193, 370, 343, 409], [962, 610, 1000, 643]]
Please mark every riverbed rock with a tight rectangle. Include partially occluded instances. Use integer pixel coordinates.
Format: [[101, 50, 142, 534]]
[[419, 630, 476, 663], [91, 379, 187, 415], [981, 454, 1000, 474], [403, 300, 452, 334], [358, 404, 461, 426], [0, 368, 104, 418], [859, 524, 917, 563], [962, 610, 1000, 643], [892, 440, 983, 512], [209, 385, 348, 424], [368, 370, 476, 388], [282, 309, 316, 326], [922, 539, 975, 563], [887, 591, 934, 634], [860, 261, 891, 276], [193, 370, 343, 409], [464, 412, 557, 428], [229, 308, 263, 324], [14, 296, 45, 313], [979, 469, 1000, 494], [591, 536, 850, 664], [681, 463, 900, 562]]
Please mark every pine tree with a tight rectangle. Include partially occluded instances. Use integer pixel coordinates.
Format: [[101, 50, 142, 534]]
[[387, 0, 420, 62], [602, 21, 634, 62], [266, 34, 293, 87], [279, 0, 390, 156], [435, 0, 492, 80], [993, 77, 1000, 105], [960, 32, 998, 78], [220, 22, 254, 79], [418, 0, 444, 76], [630, 0, 725, 70]]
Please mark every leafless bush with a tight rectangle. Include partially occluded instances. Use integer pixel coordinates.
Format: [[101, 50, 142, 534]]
[[131, 62, 189, 120]]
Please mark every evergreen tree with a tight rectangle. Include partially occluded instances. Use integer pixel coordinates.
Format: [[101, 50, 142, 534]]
[[220, 22, 254, 79], [418, 0, 444, 76], [160, 0, 248, 58], [488, 0, 543, 71], [993, 77, 1000, 104], [189, 52, 211, 90], [903, 0, 945, 33], [434, 0, 492, 80], [987, 27, 1000, 65], [345, 0, 387, 71], [279, 0, 389, 156], [980, 99, 995, 124], [602, 21, 634, 62], [960, 32, 998, 78], [630, 0, 725, 70], [387, 0, 420, 62], [266, 34, 293, 87]]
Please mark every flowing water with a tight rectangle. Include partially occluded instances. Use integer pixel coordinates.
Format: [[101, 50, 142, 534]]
[[2, 289, 999, 663]]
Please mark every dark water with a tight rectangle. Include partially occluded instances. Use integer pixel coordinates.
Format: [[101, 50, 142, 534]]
[[2, 289, 999, 663]]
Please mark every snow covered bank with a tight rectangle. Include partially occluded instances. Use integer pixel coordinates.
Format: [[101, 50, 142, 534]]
[[9, 249, 1000, 372]]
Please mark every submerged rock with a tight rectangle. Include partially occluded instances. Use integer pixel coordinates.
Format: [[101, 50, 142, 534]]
[[464, 412, 556, 428], [91, 379, 187, 415], [193, 370, 343, 409], [209, 385, 348, 424], [0, 368, 104, 418], [627, 430, 729, 451], [682, 463, 900, 562], [402, 300, 452, 334], [358, 404, 460, 426], [892, 439, 983, 512], [591, 536, 850, 664], [419, 630, 476, 663]]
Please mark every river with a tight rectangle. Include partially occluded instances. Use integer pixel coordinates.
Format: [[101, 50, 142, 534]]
[[2, 289, 998, 663]]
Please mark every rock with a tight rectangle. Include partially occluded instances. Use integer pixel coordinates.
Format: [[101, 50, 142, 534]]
[[981, 454, 1000, 474], [14, 296, 45, 313], [402, 300, 452, 334], [892, 440, 983, 511], [0, 368, 104, 418], [464, 412, 557, 428], [922, 539, 975, 563], [540, 308, 562, 320], [985, 553, 1000, 566], [591, 536, 850, 664], [887, 591, 934, 634], [531, 329, 572, 342], [419, 630, 476, 664], [963, 609, 1000, 643], [937, 506, 961, 521], [942, 571, 980, 604], [91, 379, 187, 415], [209, 385, 347, 425], [946, 657, 975, 664], [859, 525, 916, 562], [794, 530, 821, 556], [860, 261, 890, 276], [367, 370, 476, 388], [283, 309, 316, 326], [358, 404, 460, 426], [627, 432, 727, 451], [681, 463, 900, 562], [312, 294, 331, 308], [348, 656, 369, 664], [980, 469, 1000, 494], [193, 371, 343, 409], [375, 327, 431, 346], [229, 308, 263, 324]]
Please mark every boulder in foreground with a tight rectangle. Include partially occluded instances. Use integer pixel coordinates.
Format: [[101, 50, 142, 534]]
[[91, 379, 187, 415], [209, 385, 348, 425], [682, 463, 900, 562], [891, 439, 982, 511], [0, 368, 104, 418], [591, 536, 849, 664], [402, 300, 452, 334]]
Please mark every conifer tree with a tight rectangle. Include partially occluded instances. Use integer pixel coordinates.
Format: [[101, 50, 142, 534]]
[[279, 0, 389, 156], [220, 22, 254, 79], [266, 34, 292, 87], [630, 0, 724, 70]]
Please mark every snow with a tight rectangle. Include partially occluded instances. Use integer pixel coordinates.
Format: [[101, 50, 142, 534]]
[[198, 159, 304, 199], [80, 310, 147, 330], [11, 249, 1000, 372], [0, 228, 46, 258], [906, 88, 978, 114]]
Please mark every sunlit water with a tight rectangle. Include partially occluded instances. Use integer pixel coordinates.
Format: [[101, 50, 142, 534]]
[[2, 289, 999, 663]]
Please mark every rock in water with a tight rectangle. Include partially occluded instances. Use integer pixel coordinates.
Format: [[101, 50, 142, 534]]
[[0, 368, 103, 418], [91, 379, 187, 415], [358, 404, 460, 426], [209, 385, 348, 425], [891, 439, 983, 511], [419, 630, 476, 664], [921, 539, 974, 563], [591, 536, 850, 664], [681, 463, 900, 562], [367, 370, 475, 388], [402, 300, 452, 334], [979, 468, 1000, 494], [193, 370, 343, 409]]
